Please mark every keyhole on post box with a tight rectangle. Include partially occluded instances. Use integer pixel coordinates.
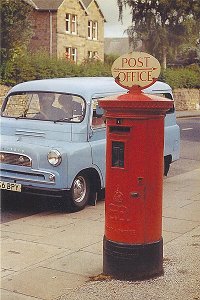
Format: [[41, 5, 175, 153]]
[[116, 118, 122, 125], [138, 177, 144, 185]]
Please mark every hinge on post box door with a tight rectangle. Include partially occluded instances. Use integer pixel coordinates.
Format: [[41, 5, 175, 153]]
[[130, 192, 139, 198]]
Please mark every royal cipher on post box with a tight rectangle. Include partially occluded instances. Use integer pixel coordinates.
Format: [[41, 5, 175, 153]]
[[99, 52, 174, 280]]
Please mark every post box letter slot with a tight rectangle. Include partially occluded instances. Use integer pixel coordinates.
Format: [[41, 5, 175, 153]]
[[109, 126, 130, 133], [112, 141, 124, 168]]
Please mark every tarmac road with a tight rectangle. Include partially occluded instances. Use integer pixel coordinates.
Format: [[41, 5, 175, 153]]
[[1, 114, 200, 300], [1, 162, 200, 300], [1, 115, 200, 223], [169, 117, 200, 177]]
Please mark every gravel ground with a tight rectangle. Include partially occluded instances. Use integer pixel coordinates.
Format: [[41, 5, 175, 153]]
[[55, 226, 200, 300]]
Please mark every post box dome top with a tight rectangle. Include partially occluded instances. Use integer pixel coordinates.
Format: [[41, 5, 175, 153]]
[[111, 52, 161, 93]]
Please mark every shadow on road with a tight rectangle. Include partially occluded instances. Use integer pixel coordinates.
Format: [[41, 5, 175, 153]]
[[1, 191, 66, 223]]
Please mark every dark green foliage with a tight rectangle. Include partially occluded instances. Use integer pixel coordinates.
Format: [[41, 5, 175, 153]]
[[0, 0, 33, 63], [159, 65, 200, 88], [104, 54, 119, 65], [1, 51, 199, 89], [79, 59, 111, 77], [117, 0, 200, 68], [30, 52, 79, 80], [0, 52, 112, 86]]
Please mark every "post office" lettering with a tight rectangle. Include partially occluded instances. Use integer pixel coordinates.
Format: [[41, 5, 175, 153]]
[[111, 52, 161, 90]]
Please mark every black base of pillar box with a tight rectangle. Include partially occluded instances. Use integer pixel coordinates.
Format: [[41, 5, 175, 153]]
[[103, 236, 163, 280]]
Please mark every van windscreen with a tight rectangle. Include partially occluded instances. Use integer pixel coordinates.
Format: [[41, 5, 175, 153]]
[[1, 92, 85, 122]]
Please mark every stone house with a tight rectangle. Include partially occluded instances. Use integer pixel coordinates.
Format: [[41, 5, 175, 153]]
[[24, 0, 105, 63]]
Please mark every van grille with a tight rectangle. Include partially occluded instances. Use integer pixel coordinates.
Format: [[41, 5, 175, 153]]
[[0, 152, 32, 167]]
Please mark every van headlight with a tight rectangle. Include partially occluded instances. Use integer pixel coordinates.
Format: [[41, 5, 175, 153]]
[[47, 150, 62, 166]]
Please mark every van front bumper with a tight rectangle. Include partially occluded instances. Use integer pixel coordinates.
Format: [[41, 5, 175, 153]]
[[0, 163, 66, 198], [2, 185, 69, 199]]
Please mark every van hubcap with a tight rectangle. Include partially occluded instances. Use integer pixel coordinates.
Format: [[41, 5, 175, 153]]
[[73, 176, 86, 203]]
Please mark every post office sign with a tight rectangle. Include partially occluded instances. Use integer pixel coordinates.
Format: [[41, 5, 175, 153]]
[[111, 52, 161, 91]]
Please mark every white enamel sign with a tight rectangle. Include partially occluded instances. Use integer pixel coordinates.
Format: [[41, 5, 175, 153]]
[[111, 52, 161, 91]]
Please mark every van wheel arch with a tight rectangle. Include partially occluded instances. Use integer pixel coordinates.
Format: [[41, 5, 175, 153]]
[[66, 168, 102, 212]]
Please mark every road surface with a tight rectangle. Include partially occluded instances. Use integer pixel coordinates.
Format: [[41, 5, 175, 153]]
[[1, 117, 200, 223]]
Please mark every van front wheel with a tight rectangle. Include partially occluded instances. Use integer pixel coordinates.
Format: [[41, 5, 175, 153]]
[[68, 174, 90, 212]]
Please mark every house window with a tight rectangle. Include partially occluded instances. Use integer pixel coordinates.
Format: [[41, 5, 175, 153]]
[[93, 51, 99, 59], [88, 20, 98, 40], [71, 15, 77, 34], [88, 51, 93, 59], [88, 21, 92, 39], [88, 51, 99, 60], [66, 47, 77, 63], [71, 48, 77, 62], [66, 13, 70, 32], [93, 21, 98, 40], [66, 13, 77, 34]]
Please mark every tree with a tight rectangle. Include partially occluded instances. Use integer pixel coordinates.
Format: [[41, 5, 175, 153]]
[[117, 0, 200, 68], [0, 0, 33, 63]]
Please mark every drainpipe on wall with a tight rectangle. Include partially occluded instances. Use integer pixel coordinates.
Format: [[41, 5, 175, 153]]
[[49, 10, 53, 57]]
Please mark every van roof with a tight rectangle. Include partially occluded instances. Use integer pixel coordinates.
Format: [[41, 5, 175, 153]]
[[8, 77, 172, 101]]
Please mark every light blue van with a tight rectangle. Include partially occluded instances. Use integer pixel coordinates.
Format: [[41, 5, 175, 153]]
[[0, 77, 180, 211]]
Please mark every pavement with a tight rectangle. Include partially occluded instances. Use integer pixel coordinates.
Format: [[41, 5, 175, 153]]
[[176, 110, 200, 118], [1, 167, 200, 300], [1, 110, 200, 300]]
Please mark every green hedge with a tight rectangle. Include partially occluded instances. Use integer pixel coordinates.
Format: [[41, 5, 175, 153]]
[[0, 52, 112, 86], [159, 65, 200, 89], [1, 51, 199, 89], [1, 52, 80, 85]]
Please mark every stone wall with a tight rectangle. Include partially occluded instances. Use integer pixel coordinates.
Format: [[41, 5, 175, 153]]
[[0, 84, 199, 111], [0, 85, 10, 107], [173, 89, 200, 111]]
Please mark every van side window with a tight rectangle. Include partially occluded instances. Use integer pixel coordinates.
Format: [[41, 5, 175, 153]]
[[92, 99, 106, 128]]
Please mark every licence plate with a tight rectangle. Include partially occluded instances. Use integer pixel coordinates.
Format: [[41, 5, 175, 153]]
[[0, 181, 21, 192]]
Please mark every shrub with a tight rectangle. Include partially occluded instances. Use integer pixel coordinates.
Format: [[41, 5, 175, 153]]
[[30, 52, 81, 79], [0, 51, 112, 86], [79, 59, 111, 77], [2, 52, 35, 85], [104, 54, 119, 65], [159, 65, 200, 89], [1, 50, 199, 89], [1, 51, 80, 85]]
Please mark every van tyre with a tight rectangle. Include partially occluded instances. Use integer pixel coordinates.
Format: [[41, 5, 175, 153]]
[[164, 156, 171, 176], [68, 173, 90, 212]]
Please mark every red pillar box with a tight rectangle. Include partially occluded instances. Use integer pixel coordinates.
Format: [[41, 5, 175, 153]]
[[99, 52, 174, 280]]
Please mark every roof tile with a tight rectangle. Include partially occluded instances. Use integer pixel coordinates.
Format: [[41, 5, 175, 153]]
[[24, 0, 94, 10]]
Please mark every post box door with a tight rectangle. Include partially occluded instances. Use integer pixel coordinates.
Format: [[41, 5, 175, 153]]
[[105, 120, 147, 244]]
